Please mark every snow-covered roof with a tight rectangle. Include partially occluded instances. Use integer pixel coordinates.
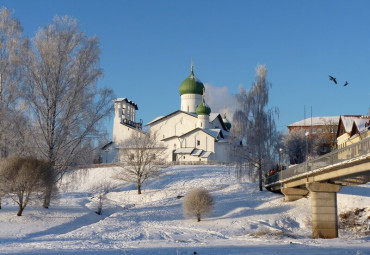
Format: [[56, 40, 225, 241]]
[[209, 113, 219, 122], [174, 148, 194, 154], [200, 151, 212, 158], [288, 116, 339, 127], [354, 118, 370, 133], [191, 149, 203, 156], [147, 116, 165, 125], [203, 129, 222, 139], [146, 110, 197, 126], [340, 115, 370, 134]]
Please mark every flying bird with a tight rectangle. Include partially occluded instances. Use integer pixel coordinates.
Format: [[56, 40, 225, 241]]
[[344, 81, 349, 86], [329, 75, 337, 84]]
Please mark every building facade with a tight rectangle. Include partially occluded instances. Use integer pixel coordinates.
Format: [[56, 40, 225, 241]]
[[147, 64, 233, 163], [102, 64, 233, 163], [288, 116, 339, 155]]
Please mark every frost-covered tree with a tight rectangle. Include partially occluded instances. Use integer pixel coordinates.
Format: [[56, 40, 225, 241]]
[[283, 129, 306, 164], [23, 16, 114, 208], [0, 8, 28, 158], [232, 65, 279, 191], [283, 129, 323, 164], [183, 188, 214, 222], [115, 132, 168, 194]]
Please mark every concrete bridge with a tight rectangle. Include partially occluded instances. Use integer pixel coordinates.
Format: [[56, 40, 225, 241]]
[[265, 137, 370, 238]]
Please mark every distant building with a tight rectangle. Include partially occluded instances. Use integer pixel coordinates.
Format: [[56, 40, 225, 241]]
[[336, 115, 370, 149], [288, 116, 339, 154]]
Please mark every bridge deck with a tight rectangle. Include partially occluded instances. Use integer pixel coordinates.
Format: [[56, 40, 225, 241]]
[[265, 137, 370, 191]]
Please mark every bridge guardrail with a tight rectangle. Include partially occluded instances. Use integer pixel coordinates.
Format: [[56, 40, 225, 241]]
[[265, 136, 370, 187]]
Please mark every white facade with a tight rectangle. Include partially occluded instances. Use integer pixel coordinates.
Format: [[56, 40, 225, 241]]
[[112, 98, 142, 144], [102, 98, 143, 163], [181, 94, 202, 113], [103, 66, 233, 164], [147, 110, 232, 163]]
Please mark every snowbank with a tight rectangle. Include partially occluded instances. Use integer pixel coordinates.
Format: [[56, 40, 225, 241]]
[[0, 165, 369, 254]]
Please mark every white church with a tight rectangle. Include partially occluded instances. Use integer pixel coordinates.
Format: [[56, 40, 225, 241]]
[[101, 64, 234, 163]]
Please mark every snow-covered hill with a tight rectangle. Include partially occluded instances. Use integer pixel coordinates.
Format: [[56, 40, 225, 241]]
[[0, 165, 369, 254]]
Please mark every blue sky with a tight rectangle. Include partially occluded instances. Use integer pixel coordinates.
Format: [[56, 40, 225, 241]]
[[2, 0, 370, 137]]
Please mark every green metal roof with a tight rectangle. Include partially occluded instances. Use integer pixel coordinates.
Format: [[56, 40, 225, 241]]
[[223, 113, 232, 130], [179, 66, 204, 96], [196, 96, 211, 116]]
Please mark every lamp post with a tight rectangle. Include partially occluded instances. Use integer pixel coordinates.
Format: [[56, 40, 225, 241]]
[[279, 148, 283, 182], [305, 131, 309, 161], [305, 131, 309, 172]]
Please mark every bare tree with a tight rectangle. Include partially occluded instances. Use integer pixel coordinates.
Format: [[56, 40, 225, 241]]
[[283, 129, 325, 164], [115, 132, 168, 194], [282, 129, 306, 164], [0, 157, 50, 216], [232, 65, 279, 191], [93, 180, 112, 215], [23, 16, 114, 208], [183, 188, 214, 222], [0, 8, 28, 159]]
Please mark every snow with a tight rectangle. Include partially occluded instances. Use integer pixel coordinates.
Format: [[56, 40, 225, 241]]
[[0, 165, 369, 254], [288, 116, 339, 127]]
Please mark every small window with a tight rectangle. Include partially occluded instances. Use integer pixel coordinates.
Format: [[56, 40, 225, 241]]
[[183, 156, 185, 159], [197, 140, 200, 146]]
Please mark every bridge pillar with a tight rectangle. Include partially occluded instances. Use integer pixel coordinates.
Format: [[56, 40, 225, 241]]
[[281, 187, 309, 201], [306, 182, 342, 239]]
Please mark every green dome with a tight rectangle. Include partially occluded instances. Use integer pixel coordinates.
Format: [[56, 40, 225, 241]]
[[196, 97, 211, 116], [179, 67, 204, 96], [223, 113, 232, 130]]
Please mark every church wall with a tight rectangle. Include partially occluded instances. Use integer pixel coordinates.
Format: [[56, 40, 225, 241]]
[[113, 121, 142, 145], [182, 131, 215, 153], [150, 112, 197, 141]]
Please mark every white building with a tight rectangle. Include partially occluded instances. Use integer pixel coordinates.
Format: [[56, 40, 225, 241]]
[[147, 64, 233, 163], [101, 98, 144, 163], [102, 64, 233, 163]]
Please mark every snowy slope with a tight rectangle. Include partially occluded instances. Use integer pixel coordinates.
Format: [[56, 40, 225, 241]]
[[0, 165, 369, 255]]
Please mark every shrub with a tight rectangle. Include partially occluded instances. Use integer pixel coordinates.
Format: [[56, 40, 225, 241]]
[[183, 188, 214, 222], [0, 157, 50, 216]]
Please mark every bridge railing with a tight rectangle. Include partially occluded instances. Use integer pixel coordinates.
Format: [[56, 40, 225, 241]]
[[265, 136, 370, 186]]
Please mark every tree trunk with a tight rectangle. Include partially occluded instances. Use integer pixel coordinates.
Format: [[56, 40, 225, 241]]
[[43, 184, 53, 208], [197, 213, 201, 222], [0, 196, 2, 209], [137, 181, 141, 195], [17, 205, 24, 216], [258, 160, 263, 191]]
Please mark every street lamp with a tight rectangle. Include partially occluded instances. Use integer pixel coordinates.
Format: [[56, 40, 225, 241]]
[[305, 131, 309, 162], [279, 148, 283, 183]]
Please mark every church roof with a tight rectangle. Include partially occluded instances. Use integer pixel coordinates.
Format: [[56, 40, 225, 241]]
[[196, 91, 211, 115], [179, 64, 204, 96], [146, 110, 197, 126]]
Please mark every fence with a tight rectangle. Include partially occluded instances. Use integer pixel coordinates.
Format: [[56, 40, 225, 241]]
[[265, 137, 370, 187]]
